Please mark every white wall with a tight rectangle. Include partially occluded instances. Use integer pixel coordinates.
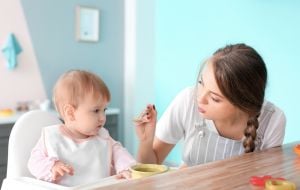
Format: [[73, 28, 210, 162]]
[[0, 0, 46, 109], [124, 0, 155, 154]]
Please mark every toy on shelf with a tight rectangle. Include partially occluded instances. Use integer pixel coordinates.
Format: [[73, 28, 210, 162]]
[[0, 109, 14, 117]]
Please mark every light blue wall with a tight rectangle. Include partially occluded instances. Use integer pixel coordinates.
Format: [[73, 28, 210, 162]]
[[155, 0, 300, 164], [20, 1, 126, 143]]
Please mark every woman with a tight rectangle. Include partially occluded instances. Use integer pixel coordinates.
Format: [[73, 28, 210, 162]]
[[134, 43, 286, 166]]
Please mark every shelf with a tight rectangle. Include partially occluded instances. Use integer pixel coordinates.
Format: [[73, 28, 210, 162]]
[[0, 108, 120, 125]]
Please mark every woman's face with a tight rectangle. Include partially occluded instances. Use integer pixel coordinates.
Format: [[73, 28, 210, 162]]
[[197, 62, 241, 121]]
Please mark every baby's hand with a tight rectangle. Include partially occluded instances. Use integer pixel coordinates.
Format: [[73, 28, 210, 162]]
[[115, 170, 131, 179], [51, 161, 74, 182]]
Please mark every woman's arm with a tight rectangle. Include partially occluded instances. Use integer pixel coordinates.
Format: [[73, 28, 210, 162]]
[[134, 104, 176, 164], [137, 137, 175, 164], [136, 88, 192, 164]]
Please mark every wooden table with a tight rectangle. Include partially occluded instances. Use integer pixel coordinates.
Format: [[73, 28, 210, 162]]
[[95, 141, 300, 190]]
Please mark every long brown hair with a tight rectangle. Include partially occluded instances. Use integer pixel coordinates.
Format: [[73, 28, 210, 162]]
[[211, 43, 267, 153]]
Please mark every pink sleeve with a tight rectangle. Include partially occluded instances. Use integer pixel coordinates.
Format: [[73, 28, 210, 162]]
[[27, 131, 58, 182], [110, 137, 137, 174]]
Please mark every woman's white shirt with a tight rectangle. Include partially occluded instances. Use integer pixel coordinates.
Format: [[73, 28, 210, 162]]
[[155, 87, 286, 166]]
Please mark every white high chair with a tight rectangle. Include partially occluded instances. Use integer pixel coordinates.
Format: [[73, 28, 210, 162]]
[[1, 110, 121, 190], [1, 110, 63, 190], [6, 110, 61, 178]]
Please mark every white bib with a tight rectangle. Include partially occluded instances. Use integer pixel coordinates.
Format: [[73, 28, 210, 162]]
[[43, 126, 111, 186]]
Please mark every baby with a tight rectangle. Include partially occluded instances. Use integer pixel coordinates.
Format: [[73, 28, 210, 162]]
[[28, 70, 136, 186]]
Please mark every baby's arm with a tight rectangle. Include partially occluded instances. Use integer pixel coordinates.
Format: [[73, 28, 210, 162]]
[[110, 137, 137, 179], [27, 134, 73, 182], [28, 136, 58, 182]]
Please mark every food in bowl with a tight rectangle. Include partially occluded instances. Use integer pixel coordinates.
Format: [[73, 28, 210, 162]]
[[130, 164, 169, 179]]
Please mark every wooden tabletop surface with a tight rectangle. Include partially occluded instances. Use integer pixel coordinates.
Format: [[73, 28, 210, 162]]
[[94, 141, 300, 190]]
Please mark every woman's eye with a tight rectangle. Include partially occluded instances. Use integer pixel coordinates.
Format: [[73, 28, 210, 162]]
[[94, 109, 100, 113], [198, 80, 204, 87], [211, 96, 220, 103]]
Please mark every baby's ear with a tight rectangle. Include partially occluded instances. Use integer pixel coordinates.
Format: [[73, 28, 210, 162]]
[[63, 104, 75, 121]]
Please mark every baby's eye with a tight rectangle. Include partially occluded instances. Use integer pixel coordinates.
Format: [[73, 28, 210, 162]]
[[94, 108, 107, 114], [198, 80, 203, 85]]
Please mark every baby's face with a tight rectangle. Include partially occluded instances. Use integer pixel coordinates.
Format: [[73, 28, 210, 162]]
[[72, 93, 108, 138]]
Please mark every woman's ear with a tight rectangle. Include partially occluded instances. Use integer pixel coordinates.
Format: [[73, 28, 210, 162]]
[[63, 104, 75, 121]]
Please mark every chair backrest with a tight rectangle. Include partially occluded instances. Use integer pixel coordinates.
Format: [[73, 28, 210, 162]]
[[6, 110, 61, 178]]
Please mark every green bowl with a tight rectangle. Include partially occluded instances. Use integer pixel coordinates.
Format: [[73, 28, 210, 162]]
[[130, 164, 169, 179]]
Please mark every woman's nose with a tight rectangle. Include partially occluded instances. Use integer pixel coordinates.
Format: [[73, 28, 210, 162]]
[[197, 90, 208, 104]]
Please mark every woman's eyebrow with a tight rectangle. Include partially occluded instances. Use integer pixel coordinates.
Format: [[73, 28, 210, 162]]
[[201, 75, 225, 99], [210, 91, 224, 99]]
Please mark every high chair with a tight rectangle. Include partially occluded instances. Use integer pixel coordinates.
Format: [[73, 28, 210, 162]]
[[5, 110, 61, 178], [1, 110, 121, 190], [1, 110, 62, 190]]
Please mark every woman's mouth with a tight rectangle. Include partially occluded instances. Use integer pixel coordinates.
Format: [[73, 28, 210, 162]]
[[198, 107, 206, 113]]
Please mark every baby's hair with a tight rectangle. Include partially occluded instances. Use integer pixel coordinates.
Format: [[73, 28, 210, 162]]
[[210, 43, 267, 153], [52, 70, 110, 118]]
